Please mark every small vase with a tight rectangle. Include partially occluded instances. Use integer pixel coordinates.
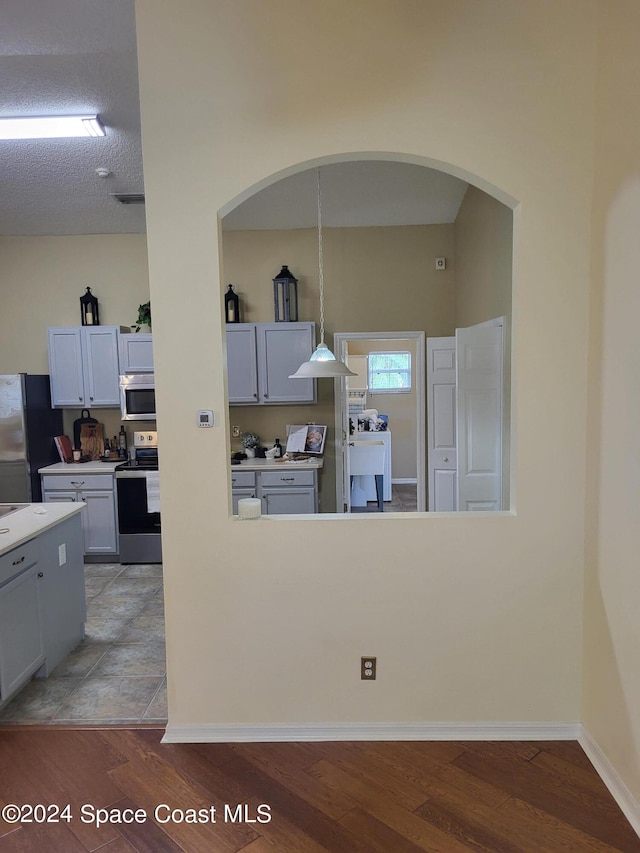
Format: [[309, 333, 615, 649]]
[[244, 447, 255, 458]]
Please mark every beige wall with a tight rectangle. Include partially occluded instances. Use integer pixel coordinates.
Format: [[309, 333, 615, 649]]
[[348, 338, 418, 480], [583, 0, 640, 805], [136, 0, 596, 740], [0, 233, 151, 443], [0, 234, 150, 373], [223, 224, 454, 508]]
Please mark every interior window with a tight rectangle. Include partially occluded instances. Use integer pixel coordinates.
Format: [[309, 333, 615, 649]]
[[368, 351, 412, 393]]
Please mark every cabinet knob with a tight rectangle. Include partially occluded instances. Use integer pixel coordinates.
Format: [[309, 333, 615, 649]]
[[90, 396, 94, 401], [79, 396, 82, 401], [38, 571, 44, 578], [443, 457, 449, 463], [264, 393, 268, 399]]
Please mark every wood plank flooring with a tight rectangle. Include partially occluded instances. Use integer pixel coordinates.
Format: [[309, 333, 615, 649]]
[[0, 729, 638, 852]]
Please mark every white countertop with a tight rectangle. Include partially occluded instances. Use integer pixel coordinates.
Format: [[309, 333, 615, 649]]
[[39, 461, 122, 474], [232, 457, 324, 472], [0, 503, 84, 557]]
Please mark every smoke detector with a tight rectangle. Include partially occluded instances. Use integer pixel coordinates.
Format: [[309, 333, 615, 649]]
[[95, 167, 111, 178]]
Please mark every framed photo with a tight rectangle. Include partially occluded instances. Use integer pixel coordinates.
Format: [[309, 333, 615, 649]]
[[286, 424, 327, 455]]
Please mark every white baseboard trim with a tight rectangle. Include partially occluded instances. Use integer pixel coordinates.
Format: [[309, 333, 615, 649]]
[[391, 478, 417, 485], [162, 720, 580, 744], [579, 726, 640, 838]]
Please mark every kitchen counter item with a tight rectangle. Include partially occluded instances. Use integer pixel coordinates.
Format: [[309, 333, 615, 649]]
[[72, 408, 97, 450], [80, 422, 105, 460], [232, 457, 323, 472]]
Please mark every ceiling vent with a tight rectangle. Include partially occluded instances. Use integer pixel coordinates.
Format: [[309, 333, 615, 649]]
[[110, 192, 145, 205]]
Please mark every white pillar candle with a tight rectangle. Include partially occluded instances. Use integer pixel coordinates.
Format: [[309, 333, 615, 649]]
[[237, 497, 261, 519]]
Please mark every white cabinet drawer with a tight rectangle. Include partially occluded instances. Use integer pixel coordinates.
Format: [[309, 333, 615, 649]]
[[260, 469, 315, 488], [230, 471, 256, 488], [42, 474, 114, 492], [0, 539, 39, 587]]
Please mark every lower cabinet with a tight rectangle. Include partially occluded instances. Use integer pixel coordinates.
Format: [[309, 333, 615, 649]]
[[41, 473, 118, 556], [0, 514, 85, 708], [231, 468, 318, 515], [0, 542, 43, 701]]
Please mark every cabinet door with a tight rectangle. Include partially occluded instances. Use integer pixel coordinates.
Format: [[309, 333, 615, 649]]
[[119, 333, 154, 372], [261, 487, 317, 515], [37, 518, 86, 676], [82, 327, 121, 406], [232, 487, 257, 514], [0, 565, 44, 701], [258, 324, 316, 403], [47, 327, 85, 407], [227, 325, 259, 404], [81, 490, 118, 554]]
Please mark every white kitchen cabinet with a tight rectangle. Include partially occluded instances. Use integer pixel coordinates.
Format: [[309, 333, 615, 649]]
[[230, 469, 257, 514], [230, 466, 318, 515], [0, 541, 43, 701], [47, 326, 125, 407], [227, 322, 316, 405], [0, 514, 85, 708], [36, 517, 86, 676], [41, 472, 118, 556], [119, 333, 154, 373]]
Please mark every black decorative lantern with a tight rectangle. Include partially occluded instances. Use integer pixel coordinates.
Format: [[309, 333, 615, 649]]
[[225, 284, 240, 323], [273, 265, 298, 322], [80, 287, 99, 326]]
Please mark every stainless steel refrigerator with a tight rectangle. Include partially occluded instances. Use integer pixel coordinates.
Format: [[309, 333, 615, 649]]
[[0, 374, 63, 503]]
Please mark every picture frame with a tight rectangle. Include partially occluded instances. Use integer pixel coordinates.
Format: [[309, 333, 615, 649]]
[[285, 424, 327, 455]]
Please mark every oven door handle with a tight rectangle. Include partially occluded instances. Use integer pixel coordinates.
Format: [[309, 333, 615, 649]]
[[116, 470, 157, 478]]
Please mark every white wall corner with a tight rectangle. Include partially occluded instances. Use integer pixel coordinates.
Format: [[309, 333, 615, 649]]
[[579, 726, 640, 839]]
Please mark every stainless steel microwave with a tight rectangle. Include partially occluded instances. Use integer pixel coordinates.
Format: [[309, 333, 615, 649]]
[[119, 374, 156, 421]]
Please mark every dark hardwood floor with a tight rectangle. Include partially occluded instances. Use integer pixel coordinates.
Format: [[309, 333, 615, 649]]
[[0, 729, 638, 852]]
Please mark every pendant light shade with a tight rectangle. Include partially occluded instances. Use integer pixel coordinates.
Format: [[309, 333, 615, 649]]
[[290, 168, 355, 379]]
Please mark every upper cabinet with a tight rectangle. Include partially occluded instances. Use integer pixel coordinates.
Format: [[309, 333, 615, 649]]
[[47, 326, 123, 407], [227, 322, 316, 405], [119, 333, 154, 373]]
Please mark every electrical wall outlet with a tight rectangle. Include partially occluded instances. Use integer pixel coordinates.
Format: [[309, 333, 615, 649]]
[[232, 425, 241, 438], [361, 656, 376, 680]]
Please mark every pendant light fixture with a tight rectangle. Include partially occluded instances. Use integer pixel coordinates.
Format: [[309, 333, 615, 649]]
[[289, 168, 355, 379]]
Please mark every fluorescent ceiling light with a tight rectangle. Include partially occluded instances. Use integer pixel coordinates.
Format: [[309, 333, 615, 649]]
[[0, 115, 106, 140]]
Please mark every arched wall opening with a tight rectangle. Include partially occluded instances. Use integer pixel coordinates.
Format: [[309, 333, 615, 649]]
[[218, 153, 517, 515]]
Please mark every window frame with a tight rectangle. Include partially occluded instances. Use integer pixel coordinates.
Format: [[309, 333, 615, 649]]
[[367, 350, 412, 394]]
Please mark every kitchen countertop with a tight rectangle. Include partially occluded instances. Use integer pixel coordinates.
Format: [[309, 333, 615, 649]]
[[0, 503, 84, 557], [39, 461, 123, 474], [232, 457, 323, 472]]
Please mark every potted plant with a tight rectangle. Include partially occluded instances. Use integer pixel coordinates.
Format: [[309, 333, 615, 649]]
[[241, 432, 260, 458], [133, 301, 151, 333]]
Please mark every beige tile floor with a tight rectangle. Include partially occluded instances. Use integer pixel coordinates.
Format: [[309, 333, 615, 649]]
[[0, 563, 167, 726], [350, 483, 418, 513]]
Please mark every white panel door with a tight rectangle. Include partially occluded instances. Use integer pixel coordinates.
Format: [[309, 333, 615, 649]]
[[427, 337, 457, 511], [456, 319, 504, 511]]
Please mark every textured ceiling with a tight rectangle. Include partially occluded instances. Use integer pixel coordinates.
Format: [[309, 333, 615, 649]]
[[0, 1, 468, 237], [0, 0, 145, 236]]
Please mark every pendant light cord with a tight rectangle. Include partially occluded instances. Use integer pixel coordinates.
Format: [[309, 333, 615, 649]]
[[317, 168, 325, 345]]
